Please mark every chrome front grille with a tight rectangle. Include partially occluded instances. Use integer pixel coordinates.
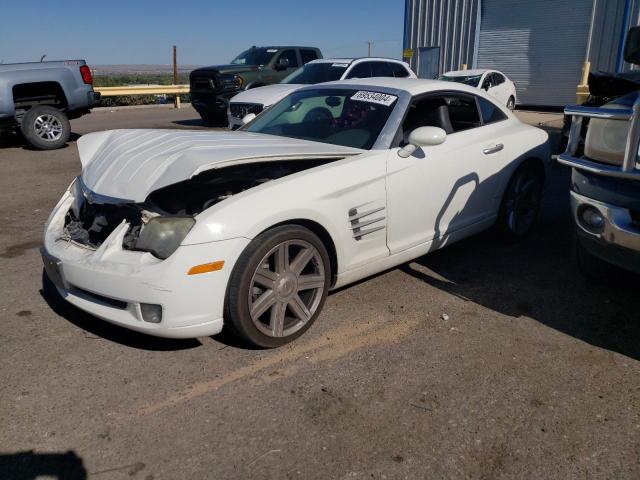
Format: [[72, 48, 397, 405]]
[[229, 103, 264, 119], [348, 206, 386, 240], [558, 97, 640, 180]]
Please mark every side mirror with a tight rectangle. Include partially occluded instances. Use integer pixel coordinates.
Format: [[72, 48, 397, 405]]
[[624, 26, 640, 65], [275, 58, 290, 71], [398, 126, 447, 158], [241, 113, 256, 125]]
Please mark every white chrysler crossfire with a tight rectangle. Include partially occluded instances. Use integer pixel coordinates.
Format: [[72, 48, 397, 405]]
[[42, 78, 549, 347]]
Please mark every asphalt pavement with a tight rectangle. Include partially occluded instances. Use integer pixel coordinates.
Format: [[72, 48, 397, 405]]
[[1, 106, 638, 480]]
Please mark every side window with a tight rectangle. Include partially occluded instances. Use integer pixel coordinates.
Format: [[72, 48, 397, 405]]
[[401, 94, 481, 141], [493, 73, 505, 85], [477, 96, 508, 124], [481, 74, 492, 90], [300, 49, 318, 64], [390, 63, 410, 78], [346, 62, 373, 79], [278, 50, 299, 68], [371, 62, 394, 77]]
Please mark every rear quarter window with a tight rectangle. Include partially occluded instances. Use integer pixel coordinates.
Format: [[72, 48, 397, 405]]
[[391, 63, 410, 77], [300, 49, 319, 64], [477, 96, 508, 124], [346, 62, 373, 79]]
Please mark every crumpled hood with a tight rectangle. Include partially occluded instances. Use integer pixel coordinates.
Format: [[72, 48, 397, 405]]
[[230, 84, 304, 107], [77, 129, 361, 202]]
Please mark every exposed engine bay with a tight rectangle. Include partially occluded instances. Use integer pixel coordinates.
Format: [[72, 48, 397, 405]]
[[63, 159, 336, 252]]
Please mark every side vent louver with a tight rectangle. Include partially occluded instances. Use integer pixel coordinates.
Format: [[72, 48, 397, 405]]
[[349, 205, 385, 241]]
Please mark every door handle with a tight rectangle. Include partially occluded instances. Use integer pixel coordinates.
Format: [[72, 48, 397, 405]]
[[483, 143, 504, 155]]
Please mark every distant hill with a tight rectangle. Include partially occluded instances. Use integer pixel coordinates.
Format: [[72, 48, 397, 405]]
[[92, 64, 203, 75]]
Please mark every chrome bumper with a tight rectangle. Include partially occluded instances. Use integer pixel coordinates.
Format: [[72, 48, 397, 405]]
[[571, 191, 640, 251], [558, 101, 640, 180]]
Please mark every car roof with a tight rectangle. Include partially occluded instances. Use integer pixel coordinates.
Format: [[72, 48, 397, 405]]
[[308, 57, 410, 66], [317, 77, 483, 96], [248, 46, 320, 50], [443, 69, 495, 77]]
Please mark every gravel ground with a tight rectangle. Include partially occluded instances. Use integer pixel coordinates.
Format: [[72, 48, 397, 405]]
[[0, 106, 638, 480]]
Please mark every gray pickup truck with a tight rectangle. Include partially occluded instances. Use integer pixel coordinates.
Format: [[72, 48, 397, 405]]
[[0, 60, 100, 149]]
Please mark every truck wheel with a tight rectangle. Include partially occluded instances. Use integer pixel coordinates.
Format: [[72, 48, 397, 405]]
[[20, 106, 71, 150], [201, 112, 226, 127]]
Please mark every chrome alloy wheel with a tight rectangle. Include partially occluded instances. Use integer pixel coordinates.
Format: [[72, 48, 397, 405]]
[[34, 114, 63, 141], [248, 239, 326, 338], [505, 173, 541, 236]]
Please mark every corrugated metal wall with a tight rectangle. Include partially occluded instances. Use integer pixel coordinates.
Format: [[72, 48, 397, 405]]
[[589, 0, 640, 73], [404, 0, 640, 103], [476, 0, 592, 106], [404, 0, 479, 76]]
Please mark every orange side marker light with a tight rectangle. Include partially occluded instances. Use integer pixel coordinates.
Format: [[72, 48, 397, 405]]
[[187, 261, 225, 275]]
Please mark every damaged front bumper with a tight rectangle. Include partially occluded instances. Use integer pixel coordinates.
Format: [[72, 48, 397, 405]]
[[42, 192, 249, 338]]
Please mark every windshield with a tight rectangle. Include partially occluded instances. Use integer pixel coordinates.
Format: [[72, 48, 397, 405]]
[[231, 48, 277, 66], [243, 88, 397, 150], [282, 62, 350, 84], [439, 74, 482, 87]]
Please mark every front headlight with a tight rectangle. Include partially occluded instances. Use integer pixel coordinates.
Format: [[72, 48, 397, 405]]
[[69, 176, 85, 218], [135, 217, 195, 259]]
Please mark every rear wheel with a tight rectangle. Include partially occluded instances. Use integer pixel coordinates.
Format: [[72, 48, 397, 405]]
[[497, 162, 544, 240], [507, 96, 516, 110], [225, 225, 331, 348], [20, 105, 70, 150]]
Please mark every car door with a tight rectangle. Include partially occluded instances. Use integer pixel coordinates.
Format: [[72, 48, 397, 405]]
[[385, 92, 507, 254], [491, 73, 508, 105]]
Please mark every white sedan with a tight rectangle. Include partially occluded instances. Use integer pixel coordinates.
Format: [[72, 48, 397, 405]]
[[42, 78, 549, 347], [440, 69, 517, 109], [227, 57, 416, 129]]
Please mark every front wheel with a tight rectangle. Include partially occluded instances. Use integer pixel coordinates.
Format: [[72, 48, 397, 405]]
[[496, 163, 544, 240], [20, 106, 71, 150], [225, 225, 331, 348]]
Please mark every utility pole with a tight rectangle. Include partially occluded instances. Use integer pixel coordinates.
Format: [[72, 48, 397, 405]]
[[173, 45, 180, 108], [367, 41, 372, 57]]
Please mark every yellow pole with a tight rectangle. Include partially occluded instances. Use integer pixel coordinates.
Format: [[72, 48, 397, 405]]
[[576, 61, 591, 104]]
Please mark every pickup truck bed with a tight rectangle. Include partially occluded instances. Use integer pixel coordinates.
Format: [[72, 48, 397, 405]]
[[0, 60, 100, 149]]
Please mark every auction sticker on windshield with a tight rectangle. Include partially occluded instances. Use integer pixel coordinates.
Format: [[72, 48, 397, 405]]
[[350, 91, 397, 106]]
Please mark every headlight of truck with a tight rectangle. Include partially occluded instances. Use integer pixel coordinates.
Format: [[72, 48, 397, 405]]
[[135, 217, 195, 259]]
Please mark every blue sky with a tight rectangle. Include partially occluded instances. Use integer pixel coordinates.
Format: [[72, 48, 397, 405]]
[[0, 0, 405, 66]]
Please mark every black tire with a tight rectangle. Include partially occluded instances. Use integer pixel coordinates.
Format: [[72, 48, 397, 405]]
[[507, 96, 516, 110], [496, 161, 544, 241], [200, 112, 226, 127], [225, 225, 331, 348], [20, 105, 70, 150]]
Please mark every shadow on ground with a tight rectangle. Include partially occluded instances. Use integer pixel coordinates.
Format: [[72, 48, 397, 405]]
[[400, 164, 640, 361], [0, 451, 86, 480], [39, 271, 202, 351], [0, 132, 81, 150]]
